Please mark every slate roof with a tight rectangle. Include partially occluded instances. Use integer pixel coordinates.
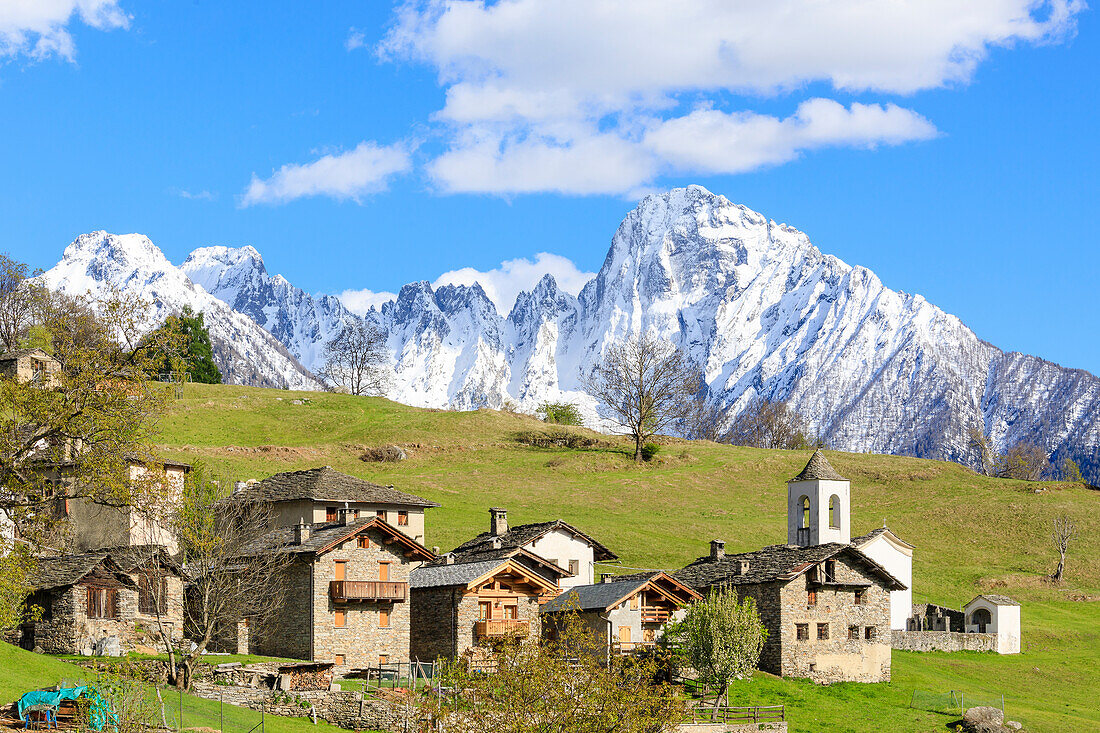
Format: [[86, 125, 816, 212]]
[[540, 578, 649, 614], [410, 559, 505, 589], [849, 528, 888, 546], [790, 450, 847, 482], [232, 467, 439, 508], [28, 552, 134, 591], [450, 519, 617, 561], [0, 348, 54, 362], [967, 594, 1020, 606], [240, 517, 435, 560], [674, 543, 906, 591], [95, 545, 185, 576]]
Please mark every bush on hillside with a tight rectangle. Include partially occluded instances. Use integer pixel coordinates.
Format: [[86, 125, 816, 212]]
[[514, 428, 605, 450], [538, 401, 584, 426]]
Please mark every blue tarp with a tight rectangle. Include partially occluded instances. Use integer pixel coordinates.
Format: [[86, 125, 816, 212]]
[[17, 686, 116, 731]]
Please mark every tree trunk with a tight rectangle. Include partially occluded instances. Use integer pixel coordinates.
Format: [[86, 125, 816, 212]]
[[1050, 553, 1066, 583], [634, 436, 643, 462]]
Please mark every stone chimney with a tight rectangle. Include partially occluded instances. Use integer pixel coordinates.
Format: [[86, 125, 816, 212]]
[[342, 502, 353, 526], [601, 573, 616, 584], [489, 507, 508, 536], [736, 559, 750, 575], [432, 546, 440, 556], [710, 540, 725, 561], [491, 537, 502, 550], [443, 553, 455, 565], [294, 519, 310, 545]]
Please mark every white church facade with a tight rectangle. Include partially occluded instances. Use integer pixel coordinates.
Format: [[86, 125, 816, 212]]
[[786, 450, 914, 631]]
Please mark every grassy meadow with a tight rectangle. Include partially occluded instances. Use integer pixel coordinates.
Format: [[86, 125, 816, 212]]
[[141, 382, 1100, 731]]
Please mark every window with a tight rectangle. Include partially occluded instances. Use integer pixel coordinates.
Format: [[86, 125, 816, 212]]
[[397, 511, 408, 526], [334, 609, 346, 628], [376, 510, 386, 519], [378, 562, 390, 582], [800, 496, 810, 528], [478, 601, 491, 621], [807, 590, 817, 606], [334, 654, 345, 666], [817, 623, 829, 640], [865, 626, 877, 640], [378, 654, 389, 666], [848, 625, 860, 640], [326, 506, 338, 522], [795, 623, 809, 641], [824, 560, 836, 582], [86, 587, 118, 619], [357, 536, 370, 549], [138, 573, 167, 615], [568, 559, 580, 576], [829, 495, 840, 529], [854, 589, 866, 605], [334, 561, 347, 581], [503, 604, 518, 620], [379, 608, 390, 628]]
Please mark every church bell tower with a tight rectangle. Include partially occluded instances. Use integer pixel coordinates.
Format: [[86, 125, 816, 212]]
[[787, 450, 850, 547]]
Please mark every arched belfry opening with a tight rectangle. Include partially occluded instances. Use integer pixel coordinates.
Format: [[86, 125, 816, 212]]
[[787, 450, 850, 547]]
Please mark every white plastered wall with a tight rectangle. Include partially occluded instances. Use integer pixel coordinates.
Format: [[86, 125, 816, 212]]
[[525, 532, 596, 589], [787, 478, 850, 546], [857, 534, 913, 630], [964, 598, 1020, 654]]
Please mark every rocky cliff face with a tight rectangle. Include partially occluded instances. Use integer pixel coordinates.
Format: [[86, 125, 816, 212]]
[[40, 187, 1100, 480]]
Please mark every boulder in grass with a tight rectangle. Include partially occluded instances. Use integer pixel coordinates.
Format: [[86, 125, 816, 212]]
[[961, 706, 1006, 733]]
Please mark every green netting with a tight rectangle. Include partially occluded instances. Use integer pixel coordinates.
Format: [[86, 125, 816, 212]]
[[909, 690, 1006, 718]]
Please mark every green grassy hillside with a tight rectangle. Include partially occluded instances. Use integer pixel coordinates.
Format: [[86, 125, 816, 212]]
[[154, 383, 1099, 732]]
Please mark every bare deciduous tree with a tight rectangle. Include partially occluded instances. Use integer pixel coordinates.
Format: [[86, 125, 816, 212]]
[[1048, 515, 1076, 583], [583, 334, 700, 462], [320, 319, 389, 396], [968, 426, 996, 477], [679, 395, 732, 442], [0, 253, 44, 351], [727, 397, 816, 450], [995, 442, 1050, 481], [173, 465, 291, 688]]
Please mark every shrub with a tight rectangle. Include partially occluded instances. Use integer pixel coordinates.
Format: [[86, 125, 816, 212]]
[[538, 401, 584, 426], [641, 443, 661, 461]]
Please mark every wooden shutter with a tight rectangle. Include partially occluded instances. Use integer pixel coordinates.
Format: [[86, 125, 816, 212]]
[[334, 561, 346, 581], [109, 588, 119, 619], [334, 609, 346, 628], [86, 587, 95, 617], [378, 562, 389, 582], [379, 608, 390, 627], [619, 626, 631, 644]]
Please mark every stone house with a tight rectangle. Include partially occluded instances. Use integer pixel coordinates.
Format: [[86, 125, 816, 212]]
[[16, 546, 185, 654], [64, 456, 191, 553], [787, 450, 914, 631], [0, 348, 61, 386], [409, 547, 568, 662], [447, 508, 617, 588], [675, 540, 905, 683], [229, 467, 439, 545], [540, 571, 700, 655], [242, 515, 435, 671]]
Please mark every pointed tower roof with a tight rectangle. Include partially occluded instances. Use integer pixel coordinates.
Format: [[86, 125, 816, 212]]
[[790, 450, 847, 482]]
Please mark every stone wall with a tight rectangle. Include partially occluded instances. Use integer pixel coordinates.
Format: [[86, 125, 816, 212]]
[[410, 586, 458, 661], [773, 554, 893, 684], [890, 630, 997, 653], [730, 582, 782, 675], [252, 561, 313, 661], [188, 682, 416, 733]]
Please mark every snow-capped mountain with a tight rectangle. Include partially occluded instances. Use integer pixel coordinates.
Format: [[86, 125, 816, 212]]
[[40, 232, 322, 390], [39, 187, 1100, 481]]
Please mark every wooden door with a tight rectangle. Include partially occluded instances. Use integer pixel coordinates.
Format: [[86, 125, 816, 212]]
[[334, 561, 346, 581], [378, 562, 390, 582]]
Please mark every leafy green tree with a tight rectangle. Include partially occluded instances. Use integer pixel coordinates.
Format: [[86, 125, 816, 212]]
[[665, 587, 767, 716], [142, 306, 222, 384], [1059, 457, 1084, 484], [538, 401, 583, 426]]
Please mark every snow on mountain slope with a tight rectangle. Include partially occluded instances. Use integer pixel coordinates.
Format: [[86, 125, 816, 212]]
[[40, 188, 1100, 482], [41, 232, 322, 390], [182, 245, 354, 373]]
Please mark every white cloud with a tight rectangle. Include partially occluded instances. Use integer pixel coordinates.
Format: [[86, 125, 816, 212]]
[[0, 0, 129, 62], [377, 0, 1082, 195], [345, 28, 366, 52], [172, 188, 216, 201], [338, 288, 398, 315], [433, 252, 595, 315], [241, 141, 411, 206]]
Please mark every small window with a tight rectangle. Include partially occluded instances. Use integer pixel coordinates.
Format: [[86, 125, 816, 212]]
[[86, 587, 118, 619], [828, 494, 841, 529], [817, 623, 829, 640], [795, 623, 809, 641], [334, 654, 345, 666], [334, 609, 346, 628], [376, 510, 386, 519], [326, 506, 338, 522], [848, 625, 860, 640], [865, 626, 876, 640], [379, 609, 390, 628], [357, 536, 369, 549], [854, 589, 866, 605], [824, 560, 836, 582], [800, 496, 810, 529], [138, 573, 168, 615], [503, 604, 518, 620], [568, 559, 580, 576], [478, 601, 491, 621], [397, 511, 409, 526], [807, 590, 817, 606], [378, 654, 389, 666]]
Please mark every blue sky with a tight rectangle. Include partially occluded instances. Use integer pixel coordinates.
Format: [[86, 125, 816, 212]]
[[1, 0, 1097, 373]]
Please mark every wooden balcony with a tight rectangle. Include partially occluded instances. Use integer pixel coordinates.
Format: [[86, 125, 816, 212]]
[[475, 619, 530, 638], [640, 607, 670, 623], [611, 641, 658, 655], [329, 580, 407, 602]]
